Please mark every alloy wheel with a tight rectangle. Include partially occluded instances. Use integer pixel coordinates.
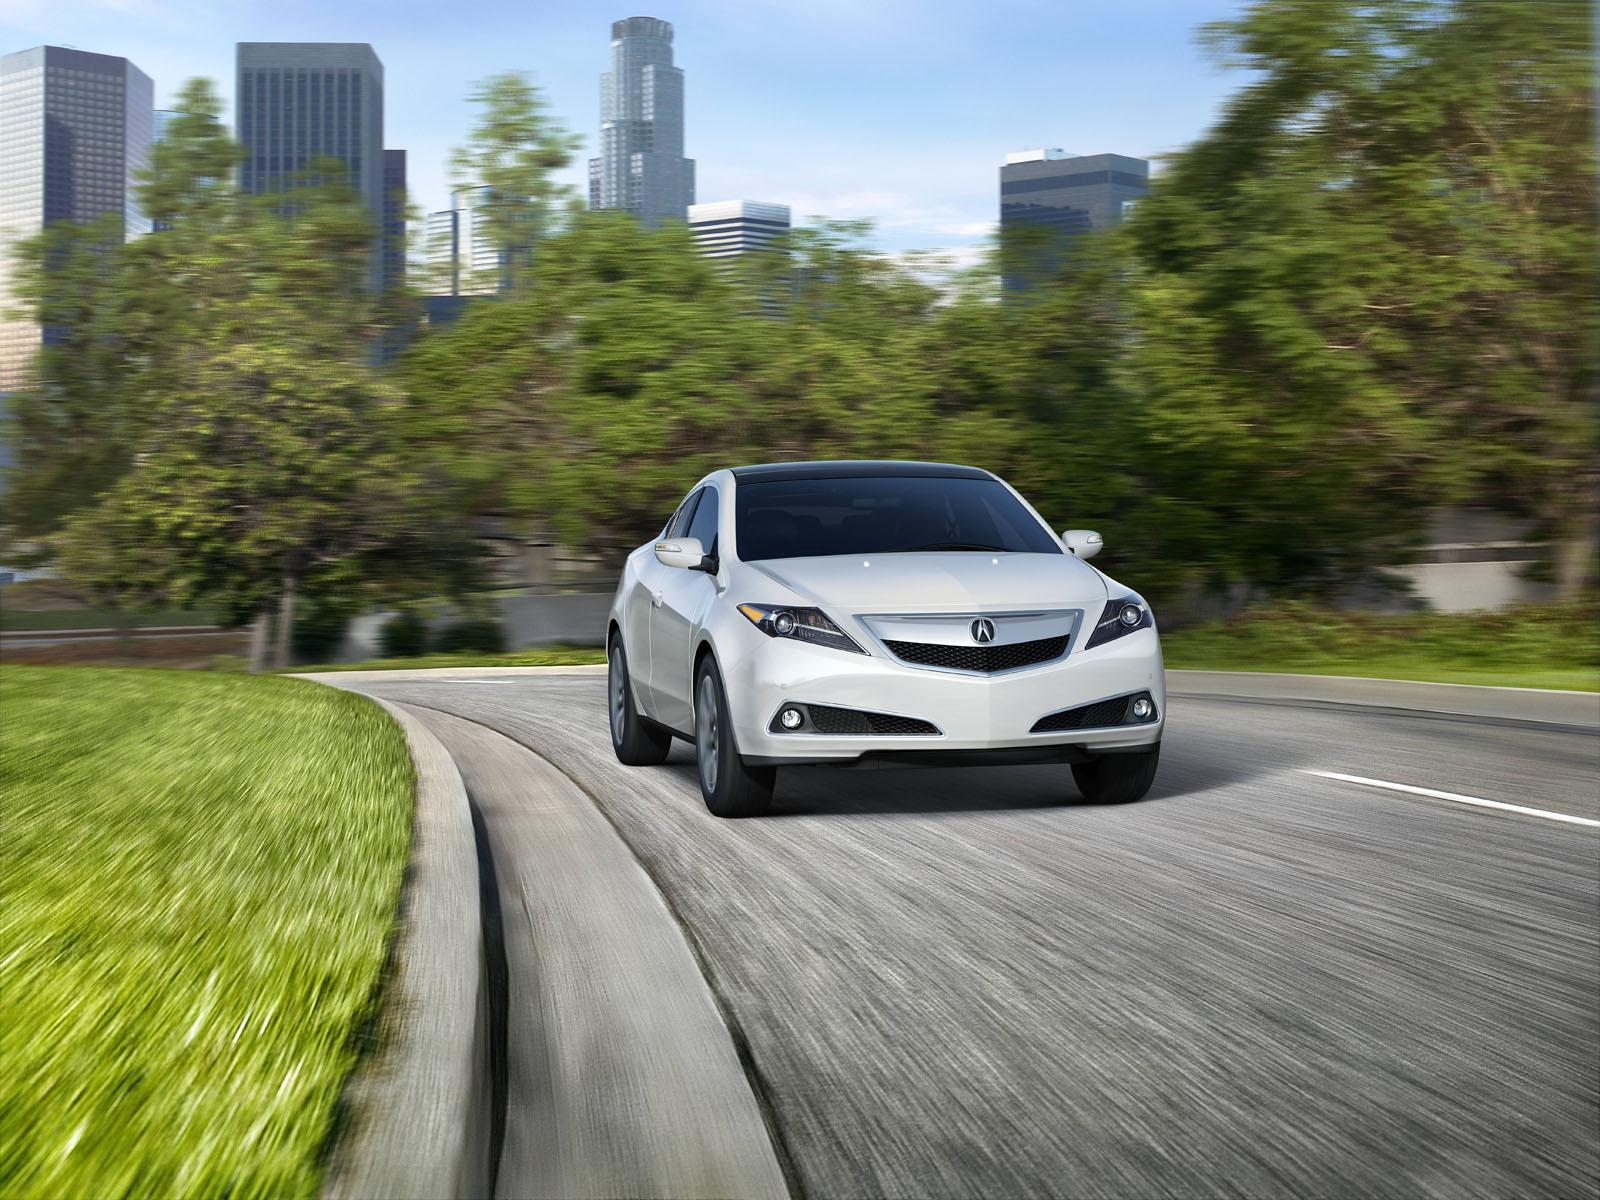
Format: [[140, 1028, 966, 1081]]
[[609, 645, 627, 745], [696, 674, 720, 795]]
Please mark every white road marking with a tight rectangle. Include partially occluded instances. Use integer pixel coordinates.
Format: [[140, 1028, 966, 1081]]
[[1302, 770, 1600, 828]]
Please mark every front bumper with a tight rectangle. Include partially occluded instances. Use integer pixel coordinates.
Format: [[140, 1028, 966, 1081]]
[[720, 624, 1165, 766]]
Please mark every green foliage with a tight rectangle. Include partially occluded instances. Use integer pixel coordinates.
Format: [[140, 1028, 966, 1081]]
[[432, 616, 506, 654], [5, 79, 463, 663], [0, 667, 411, 1197], [9, 1, 1596, 627], [1125, 0, 1597, 595], [400, 213, 954, 557], [378, 610, 429, 659]]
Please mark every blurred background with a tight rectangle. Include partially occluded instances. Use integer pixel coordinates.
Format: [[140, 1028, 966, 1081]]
[[0, 0, 1594, 675]]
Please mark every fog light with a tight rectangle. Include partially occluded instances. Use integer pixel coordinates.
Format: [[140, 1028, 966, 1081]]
[[772, 611, 797, 636], [780, 707, 804, 730], [1119, 603, 1142, 627], [1132, 697, 1153, 720]]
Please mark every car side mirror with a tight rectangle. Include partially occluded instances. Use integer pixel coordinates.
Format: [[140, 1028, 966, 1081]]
[[1061, 529, 1103, 560], [655, 537, 713, 571]]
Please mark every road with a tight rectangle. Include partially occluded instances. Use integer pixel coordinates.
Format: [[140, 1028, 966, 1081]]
[[344, 672, 1599, 1198]]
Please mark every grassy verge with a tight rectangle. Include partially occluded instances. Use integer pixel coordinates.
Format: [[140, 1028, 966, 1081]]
[[287, 644, 606, 673], [0, 667, 413, 1198], [1162, 601, 1600, 692]]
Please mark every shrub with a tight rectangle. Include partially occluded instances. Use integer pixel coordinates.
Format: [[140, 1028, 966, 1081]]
[[291, 599, 351, 663], [432, 617, 506, 655], [378, 610, 428, 659]]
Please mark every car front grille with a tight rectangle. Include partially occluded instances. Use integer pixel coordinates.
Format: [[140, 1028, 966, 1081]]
[[883, 634, 1069, 674], [1031, 694, 1147, 733]]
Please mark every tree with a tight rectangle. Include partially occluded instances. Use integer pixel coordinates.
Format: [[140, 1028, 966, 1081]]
[[2, 79, 243, 547], [1124, 0, 1597, 596], [447, 72, 582, 293], [52, 172, 426, 669], [5, 77, 455, 668]]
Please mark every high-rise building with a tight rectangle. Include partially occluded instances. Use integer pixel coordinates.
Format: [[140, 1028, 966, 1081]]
[[999, 150, 1147, 286], [0, 46, 153, 390], [687, 200, 790, 261], [382, 148, 406, 290], [589, 16, 694, 222], [424, 187, 510, 296], [235, 42, 385, 285]]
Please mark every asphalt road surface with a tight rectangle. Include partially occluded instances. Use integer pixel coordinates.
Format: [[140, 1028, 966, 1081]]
[[346, 673, 1599, 1199]]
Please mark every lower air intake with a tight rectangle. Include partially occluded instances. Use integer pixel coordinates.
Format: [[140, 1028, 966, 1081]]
[[774, 705, 941, 736], [1030, 693, 1152, 733]]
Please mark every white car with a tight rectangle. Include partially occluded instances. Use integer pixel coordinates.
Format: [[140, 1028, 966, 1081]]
[[607, 461, 1164, 817]]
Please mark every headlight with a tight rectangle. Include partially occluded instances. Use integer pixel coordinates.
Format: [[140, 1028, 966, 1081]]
[[1084, 595, 1153, 649], [737, 603, 866, 654]]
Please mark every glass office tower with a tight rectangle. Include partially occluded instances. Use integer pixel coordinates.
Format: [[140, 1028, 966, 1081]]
[[999, 150, 1148, 288], [0, 46, 153, 391], [589, 16, 694, 222], [235, 42, 385, 286]]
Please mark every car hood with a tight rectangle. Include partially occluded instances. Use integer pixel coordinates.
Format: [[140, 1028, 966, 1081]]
[[745, 552, 1109, 612]]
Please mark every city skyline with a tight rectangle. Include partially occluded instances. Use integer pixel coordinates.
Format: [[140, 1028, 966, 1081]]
[[0, 0, 1249, 261]]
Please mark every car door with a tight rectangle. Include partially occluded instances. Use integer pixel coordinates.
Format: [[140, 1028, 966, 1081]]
[[650, 482, 720, 733], [629, 491, 698, 718]]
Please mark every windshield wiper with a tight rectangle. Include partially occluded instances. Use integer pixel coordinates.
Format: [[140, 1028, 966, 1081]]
[[897, 542, 1012, 553]]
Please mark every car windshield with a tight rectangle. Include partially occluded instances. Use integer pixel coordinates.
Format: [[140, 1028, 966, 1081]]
[[734, 475, 1063, 561]]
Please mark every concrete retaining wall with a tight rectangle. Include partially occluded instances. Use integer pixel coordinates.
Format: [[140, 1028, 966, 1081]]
[[337, 594, 611, 662]]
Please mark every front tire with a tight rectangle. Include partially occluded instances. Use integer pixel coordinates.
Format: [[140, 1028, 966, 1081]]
[[610, 638, 671, 766], [1072, 744, 1160, 804], [694, 657, 775, 817]]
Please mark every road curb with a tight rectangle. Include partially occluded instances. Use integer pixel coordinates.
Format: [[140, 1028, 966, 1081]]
[[320, 697, 491, 1200], [392, 703, 791, 1200], [1167, 669, 1600, 731]]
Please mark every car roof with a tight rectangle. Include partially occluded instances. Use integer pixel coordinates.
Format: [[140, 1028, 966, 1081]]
[[728, 460, 994, 483]]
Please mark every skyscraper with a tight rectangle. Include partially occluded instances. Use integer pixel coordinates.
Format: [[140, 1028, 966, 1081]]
[[589, 16, 694, 222], [424, 187, 510, 296], [0, 46, 153, 390], [382, 148, 406, 291], [999, 150, 1148, 287], [234, 42, 385, 285], [687, 201, 790, 261]]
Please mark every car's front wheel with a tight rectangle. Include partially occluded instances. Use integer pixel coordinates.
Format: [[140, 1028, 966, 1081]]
[[1071, 744, 1160, 804], [693, 657, 775, 817], [609, 638, 672, 766]]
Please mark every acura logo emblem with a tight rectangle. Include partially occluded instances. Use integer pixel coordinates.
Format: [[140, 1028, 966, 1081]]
[[971, 618, 996, 644]]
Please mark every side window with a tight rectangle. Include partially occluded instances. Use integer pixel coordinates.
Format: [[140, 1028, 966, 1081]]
[[685, 485, 719, 553], [668, 489, 703, 538]]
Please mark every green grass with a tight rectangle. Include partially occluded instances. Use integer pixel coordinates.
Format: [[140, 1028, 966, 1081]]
[[286, 644, 606, 673], [0, 667, 413, 1199], [1162, 601, 1600, 692]]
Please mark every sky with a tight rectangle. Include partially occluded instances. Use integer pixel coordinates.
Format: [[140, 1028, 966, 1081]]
[[0, 0, 1252, 258]]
